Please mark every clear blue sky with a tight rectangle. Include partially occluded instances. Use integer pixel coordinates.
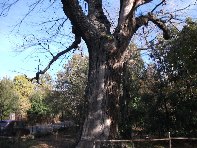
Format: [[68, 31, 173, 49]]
[[0, 0, 72, 79], [0, 0, 196, 79]]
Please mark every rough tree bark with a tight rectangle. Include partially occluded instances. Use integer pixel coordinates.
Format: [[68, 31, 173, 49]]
[[60, 0, 170, 147]]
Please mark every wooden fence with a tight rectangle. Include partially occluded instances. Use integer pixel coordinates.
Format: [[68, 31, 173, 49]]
[[94, 132, 197, 148]]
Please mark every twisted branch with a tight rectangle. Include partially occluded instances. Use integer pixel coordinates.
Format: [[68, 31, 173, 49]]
[[31, 34, 81, 83], [136, 12, 171, 39]]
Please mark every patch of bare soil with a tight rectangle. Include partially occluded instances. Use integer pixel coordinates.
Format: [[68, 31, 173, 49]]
[[30, 134, 76, 148]]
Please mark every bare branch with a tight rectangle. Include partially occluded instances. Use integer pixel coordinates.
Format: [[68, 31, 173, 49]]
[[61, 0, 98, 39], [87, 0, 102, 15], [88, 0, 111, 32], [135, 0, 153, 8], [117, 0, 153, 35], [32, 34, 81, 83], [136, 13, 170, 39], [147, 12, 170, 39], [12, 0, 43, 31], [38, 44, 54, 57], [136, 15, 149, 28], [39, 17, 66, 25], [118, 0, 135, 26], [119, 0, 153, 20], [0, 0, 19, 16], [151, 0, 166, 13]]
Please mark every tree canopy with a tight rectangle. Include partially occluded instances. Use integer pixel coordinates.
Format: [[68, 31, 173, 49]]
[[131, 20, 197, 137], [0, 78, 19, 119]]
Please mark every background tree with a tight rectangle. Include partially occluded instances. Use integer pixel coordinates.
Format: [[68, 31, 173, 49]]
[[150, 19, 197, 136], [46, 54, 88, 124], [13, 75, 35, 118], [119, 43, 144, 138], [129, 19, 197, 137], [0, 78, 19, 120], [27, 90, 51, 124], [131, 64, 170, 136], [27, 73, 53, 124]]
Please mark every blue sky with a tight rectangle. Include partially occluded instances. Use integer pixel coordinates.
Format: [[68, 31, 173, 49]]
[[0, 1, 38, 79], [0, 0, 71, 79], [0, 0, 196, 79]]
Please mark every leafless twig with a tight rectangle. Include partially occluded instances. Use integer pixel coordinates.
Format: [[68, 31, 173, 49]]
[[0, 0, 19, 16], [151, 0, 166, 13]]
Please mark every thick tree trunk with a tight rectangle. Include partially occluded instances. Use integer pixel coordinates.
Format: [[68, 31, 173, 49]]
[[76, 39, 124, 148], [42, 1, 169, 147]]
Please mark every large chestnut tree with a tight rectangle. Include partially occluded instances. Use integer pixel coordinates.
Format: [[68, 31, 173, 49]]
[[1, 0, 196, 147]]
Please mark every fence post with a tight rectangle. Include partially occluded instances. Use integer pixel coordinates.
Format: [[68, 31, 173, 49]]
[[168, 132, 172, 148], [93, 140, 96, 148], [132, 141, 135, 148]]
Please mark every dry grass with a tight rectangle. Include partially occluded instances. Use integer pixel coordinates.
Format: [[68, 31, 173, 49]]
[[0, 133, 76, 148]]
